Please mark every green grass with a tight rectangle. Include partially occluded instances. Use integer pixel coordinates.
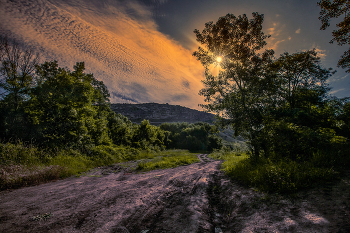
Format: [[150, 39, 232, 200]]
[[0, 142, 199, 190], [208, 149, 248, 161], [3, 140, 341, 194], [136, 150, 200, 171], [0, 142, 138, 190], [210, 150, 340, 194]]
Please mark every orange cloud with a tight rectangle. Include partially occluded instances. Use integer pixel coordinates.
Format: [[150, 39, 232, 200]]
[[314, 47, 327, 60], [266, 22, 286, 51], [0, 0, 206, 110]]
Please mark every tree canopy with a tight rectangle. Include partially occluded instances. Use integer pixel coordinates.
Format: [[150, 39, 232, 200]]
[[25, 61, 112, 147]]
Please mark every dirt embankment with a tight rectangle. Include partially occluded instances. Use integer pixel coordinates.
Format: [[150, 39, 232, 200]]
[[0, 154, 349, 233]]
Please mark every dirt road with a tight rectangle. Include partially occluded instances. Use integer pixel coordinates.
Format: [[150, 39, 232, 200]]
[[0, 154, 349, 233]]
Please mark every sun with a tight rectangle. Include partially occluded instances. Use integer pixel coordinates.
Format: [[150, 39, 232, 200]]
[[216, 56, 222, 63]]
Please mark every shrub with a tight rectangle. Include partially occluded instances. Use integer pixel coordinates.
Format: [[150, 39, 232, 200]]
[[0, 141, 51, 165], [160, 122, 223, 151]]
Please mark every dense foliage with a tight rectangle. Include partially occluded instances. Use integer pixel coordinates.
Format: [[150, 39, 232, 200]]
[[160, 122, 223, 152], [0, 59, 115, 149]]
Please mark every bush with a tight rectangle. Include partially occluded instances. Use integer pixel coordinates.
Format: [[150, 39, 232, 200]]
[[160, 122, 223, 151], [0, 141, 51, 165], [310, 142, 350, 170]]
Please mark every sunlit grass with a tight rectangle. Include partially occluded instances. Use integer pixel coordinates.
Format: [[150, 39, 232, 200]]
[[0, 142, 200, 190], [136, 150, 200, 171]]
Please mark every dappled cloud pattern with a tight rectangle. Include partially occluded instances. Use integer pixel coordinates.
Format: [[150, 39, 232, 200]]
[[0, 0, 205, 109]]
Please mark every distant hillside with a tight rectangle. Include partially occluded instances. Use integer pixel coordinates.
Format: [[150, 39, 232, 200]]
[[110, 103, 246, 145], [110, 103, 215, 125]]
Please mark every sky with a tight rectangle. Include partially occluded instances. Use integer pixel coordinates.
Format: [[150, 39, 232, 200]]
[[0, 0, 349, 110]]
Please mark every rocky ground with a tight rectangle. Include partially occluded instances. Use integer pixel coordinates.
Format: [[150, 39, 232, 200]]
[[0, 154, 349, 233]]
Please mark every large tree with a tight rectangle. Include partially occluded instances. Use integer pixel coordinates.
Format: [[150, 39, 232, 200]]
[[193, 12, 275, 158], [26, 61, 111, 147], [267, 50, 336, 160], [318, 0, 350, 72]]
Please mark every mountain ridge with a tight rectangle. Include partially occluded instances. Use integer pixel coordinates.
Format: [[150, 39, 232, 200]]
[[110, 103, 216, 125]]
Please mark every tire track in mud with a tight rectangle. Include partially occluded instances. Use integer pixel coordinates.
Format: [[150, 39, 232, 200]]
[[116, 154, 220, 233], [197, 154, 215, 163], [131, 154, 228, 233], [207, 171, 226, 233]]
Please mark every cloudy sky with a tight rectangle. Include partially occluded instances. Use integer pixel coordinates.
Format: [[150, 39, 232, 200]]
[[0, 0, 349, 110]]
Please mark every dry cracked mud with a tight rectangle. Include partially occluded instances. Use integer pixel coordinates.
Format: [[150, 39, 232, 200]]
[[0, 154, 349, 233]]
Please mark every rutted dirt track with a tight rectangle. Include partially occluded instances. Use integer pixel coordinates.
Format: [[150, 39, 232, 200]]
[[0, 154, 350, 233]]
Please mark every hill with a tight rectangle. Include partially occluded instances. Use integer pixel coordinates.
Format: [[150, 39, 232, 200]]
[[110, 103, 246, 144], [110, 103, 215, 125]]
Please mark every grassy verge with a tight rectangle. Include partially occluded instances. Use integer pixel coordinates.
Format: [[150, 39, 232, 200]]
[[136, 150, 200, 171], [0, 143, 123, 190], [209, 150, 340, 194], [0, 142, 200, 190]]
